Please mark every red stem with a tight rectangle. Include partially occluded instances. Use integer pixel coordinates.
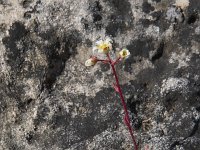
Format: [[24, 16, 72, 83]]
[[107, 53, 138, 150], [112, 57, 121, 66]]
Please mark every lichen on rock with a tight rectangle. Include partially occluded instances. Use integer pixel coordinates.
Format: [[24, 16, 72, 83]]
[[0, 0, 200, 150]]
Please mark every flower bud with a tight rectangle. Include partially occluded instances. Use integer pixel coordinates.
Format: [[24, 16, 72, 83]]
[[119, 49, 130, 59], [85, 56, 98, 67]]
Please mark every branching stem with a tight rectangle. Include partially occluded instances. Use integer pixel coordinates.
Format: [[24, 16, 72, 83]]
[[106, 53, 138, 150]]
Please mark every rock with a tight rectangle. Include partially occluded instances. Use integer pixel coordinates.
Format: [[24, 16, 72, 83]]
[[0, 0, 200, 149]]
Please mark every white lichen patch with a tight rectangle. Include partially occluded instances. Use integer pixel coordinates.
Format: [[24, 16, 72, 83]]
[[23, 78, 41, 100], [169, 52, 191, 69], [166, 7, 184, 23], [163, 24, 175, 40], [63, 75, 106, 97], [160, 77, 189, 95], [191, 41, 200, 55], [195, 26, 200, 35], [0, 42, 11, 78], [175, 0, 190, 9], [145, 25, 160, 38], [132, 58, 154, 75], [0, 0, 25, 26]]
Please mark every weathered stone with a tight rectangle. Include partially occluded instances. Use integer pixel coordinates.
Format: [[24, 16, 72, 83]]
[[0, 0, 200, 149]]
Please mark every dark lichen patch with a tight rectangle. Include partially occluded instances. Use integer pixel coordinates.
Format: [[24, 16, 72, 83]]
[[125, 85, 144, 129], [89, 1, 102, 12], [151, 41, 164, 62], [34, 104, 50, 126], [107, 0, 130, 15], [25, 131, 34, 144], [105, 0, 133, 37], [17, 98, 34, 113], [99, 62, 110, 72], [140, 10, 168, 33], [152, 0, 161, 2], [81, 18, 89, 30], [2, 22, 29, 71], [188, 117, 200, 137], [163, 92, 181, 112], [139, 19, 154, 28], [23, 0, 41, 20], [0, 95, 7, 114], [42, 29, 82, 90], [188, 0, 200, 12], [142, 2, 155, 14], [124, 80, 156, 130], [106, 14, 132, 37], [84, 38, 92, 47], [196, 106, 200, 112], [124, 38, 154, 72], [43, 90, 121, 149], [0, 0, 10, 6], [93, 14, 102, 22], [169, 113, 200, 149], [170, 141, 181, 150], [176, 25, 193, 48], [2, 21, 45, 95], [22, 0, 33, 8], [88, 1, 103, 29], [24, 11, 32, 19], [50, 109, 71, 129], [89, 1, 102, 22], [2, 22, 28, 49], [187, 12, 199, 24], [151, 11, 162, 21], [0, 23, 7, 33], [127, 38, 153, 58]]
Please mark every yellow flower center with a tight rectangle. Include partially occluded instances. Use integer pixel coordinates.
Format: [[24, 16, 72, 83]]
[[122, 50, 127, 56], [98, 43, 109, 51]]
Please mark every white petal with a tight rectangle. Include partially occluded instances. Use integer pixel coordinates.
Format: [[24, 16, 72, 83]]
[[126, 50, 130, 56], [92, 46, 98, 53], [105, 37, 112, 43], [85, 59, 93, 66], [96, 40, 103, 45]]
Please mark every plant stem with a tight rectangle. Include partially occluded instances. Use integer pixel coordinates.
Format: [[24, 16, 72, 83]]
[[107, 53, 138, 150], [112, 57, 121, 66]]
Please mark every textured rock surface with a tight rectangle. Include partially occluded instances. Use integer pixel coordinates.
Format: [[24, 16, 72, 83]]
[[0, 0, 200, 149]]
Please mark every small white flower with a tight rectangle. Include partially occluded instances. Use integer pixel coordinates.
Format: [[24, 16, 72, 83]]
[[85, 57, 98, 67], [119, 48, 130, 59], [93, 38, 112, 54]]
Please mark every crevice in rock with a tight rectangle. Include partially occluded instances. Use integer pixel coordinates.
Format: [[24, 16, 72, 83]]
[[188, 117, 200, 137], [196, 106, 200, 112], [170, 141, 181, 150], [151, 41, 164, 62]]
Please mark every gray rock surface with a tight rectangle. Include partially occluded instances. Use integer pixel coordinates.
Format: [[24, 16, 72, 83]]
[[0, 0, 200, 149]]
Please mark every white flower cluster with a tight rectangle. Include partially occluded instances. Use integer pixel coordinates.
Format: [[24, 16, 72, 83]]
[[85, 38, 130, 67]]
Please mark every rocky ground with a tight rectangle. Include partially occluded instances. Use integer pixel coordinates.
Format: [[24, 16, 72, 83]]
[[0, 0, 200, 149]]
